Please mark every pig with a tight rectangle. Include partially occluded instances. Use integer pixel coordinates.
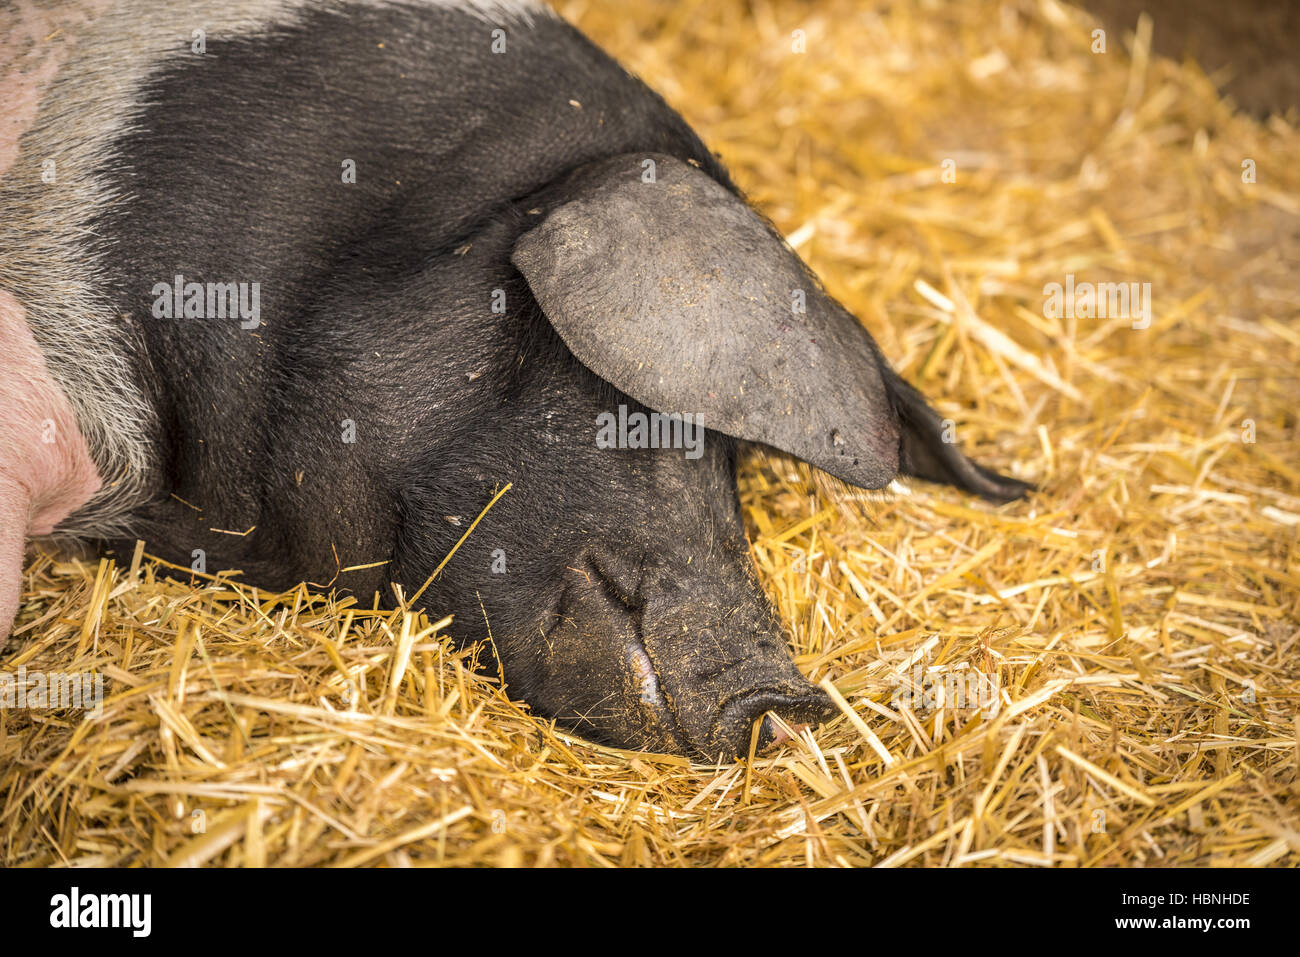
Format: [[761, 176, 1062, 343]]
[[0, 0, 1029, 760]]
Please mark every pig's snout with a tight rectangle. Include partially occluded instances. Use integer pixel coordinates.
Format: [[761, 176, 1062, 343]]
[[723, 691, 831, 755], [511, 550, 833, 761]]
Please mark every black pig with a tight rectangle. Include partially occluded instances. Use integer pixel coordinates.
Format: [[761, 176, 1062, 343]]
[[0, 0, 1028, 759]]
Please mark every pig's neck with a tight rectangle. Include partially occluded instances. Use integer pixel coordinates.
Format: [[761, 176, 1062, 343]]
[[0, 290, 103, 641]]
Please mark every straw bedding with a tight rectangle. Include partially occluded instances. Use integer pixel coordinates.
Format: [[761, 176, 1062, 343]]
[[2, 0, 1297, 867]]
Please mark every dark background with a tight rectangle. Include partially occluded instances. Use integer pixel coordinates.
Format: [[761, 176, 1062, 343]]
[[1083, 0, 1299, 115]]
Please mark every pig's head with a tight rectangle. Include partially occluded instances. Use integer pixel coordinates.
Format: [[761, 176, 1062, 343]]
[[391, 153, 1028, 761]]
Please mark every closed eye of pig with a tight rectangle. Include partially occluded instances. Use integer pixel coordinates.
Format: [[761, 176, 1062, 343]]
[[0, 0, 1029, 761]]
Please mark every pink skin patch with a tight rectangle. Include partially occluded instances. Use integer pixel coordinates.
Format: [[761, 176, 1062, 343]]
[[0, 291, 102, 642], [1, 1, 113, 641], [0, 0, 111, 175]]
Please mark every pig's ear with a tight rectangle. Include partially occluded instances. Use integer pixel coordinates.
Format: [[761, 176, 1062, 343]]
[[512, 152, 1027, 501], [885, 369, 1033, 502]]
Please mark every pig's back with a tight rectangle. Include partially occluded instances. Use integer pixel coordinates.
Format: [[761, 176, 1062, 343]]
[[1, 0, 720, 539], [100, 1, 717, 297]]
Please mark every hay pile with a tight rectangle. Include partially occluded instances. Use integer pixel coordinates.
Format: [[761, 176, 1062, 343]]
[[3, 0, 1297, 867]]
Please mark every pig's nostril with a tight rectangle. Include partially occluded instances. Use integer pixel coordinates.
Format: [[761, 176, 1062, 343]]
[[757, 714, 812, 752]]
